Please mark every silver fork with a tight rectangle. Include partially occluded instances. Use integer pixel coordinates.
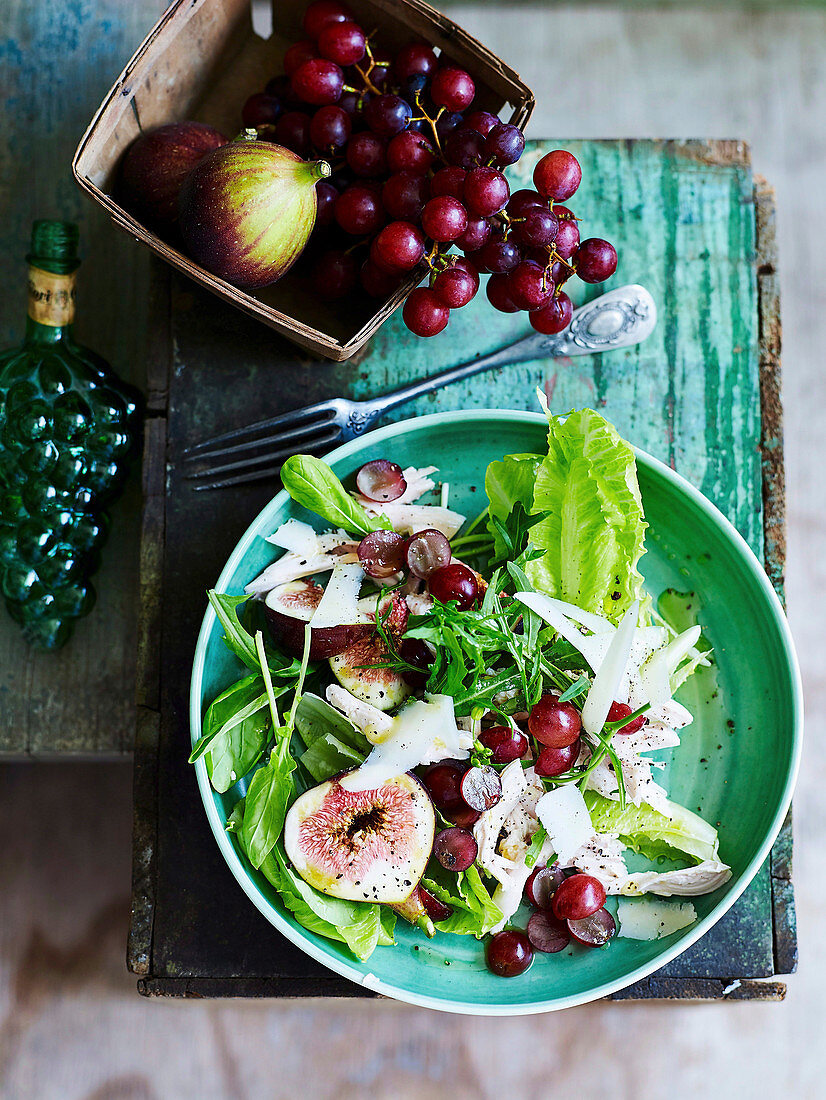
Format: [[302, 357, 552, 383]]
[[183, 284, 656, 490]]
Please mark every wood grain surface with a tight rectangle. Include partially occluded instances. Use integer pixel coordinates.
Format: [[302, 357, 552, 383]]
[[0, 0, 165, 756], [130, 138, 792, 999]]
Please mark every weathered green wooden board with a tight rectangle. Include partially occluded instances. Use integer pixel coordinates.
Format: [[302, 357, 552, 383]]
[[0, 0, 165, 756], [130, 139, 794, 999]]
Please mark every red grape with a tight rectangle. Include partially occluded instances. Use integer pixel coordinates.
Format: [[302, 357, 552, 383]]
[[373, 221, 425, 271], [478, 724, 529, 765], [365, 94, 412, 138], [418, 885, 452, 923], [513, 207, 558, 248], [478, 238, 520, 274], [435, 110, 464, 141], [527, 911, 570, 953], [422, 760, 465, 810], [486, 930, 533, 977], [303, 0, 353, 39], [314, 180, 338, 226], [335, 184, 384, 234], [444, 804, 482, 827], [429, 562, 479, 609], [242, 92, 282, 129], [431, 67, 476, 111], [311, 249, 356, 300], [291, 58, 344, 105], [421, 196, 468, 242], [530, 293, 573, 336], [606, 700, 647, 735], [284, 39, 319, 76], [346, 131, 387, 176], [507, 260, 552, 311], [554, 218, 580, 259], [533, 149, 582, 201], [395, 42, 438, 81], [460, 765, 502, 811], [358, 529, 407, 578], [551, 874, 606, 920], [318, 20, 365, 65], [356, 459, 407, 501], [360, 259, 401, 297], [464, 167, 509, 217], [465, 110, 500, 137], [525, 863, 567, 909], [528, 695, 582, 748], [485, 122, 525, 166], [534, 738, 580, 777], [434, 826, 478, 872], [382, 172, 429, 220], [399, 637, 434, 688], [309, 105, 351, 151], [507, 189, 545, 218], [486, 272, 520, 313], [432, 263, 479, 308], [275, 111, 312, 156], [406, 528, 451, 577], [387, 130, 435, 175], [455, 216, 491, 253], [575, 238, 618, 283], [567, 908, 616, 946], [444, 127, 485, 169], [430, 166, 466, 201]]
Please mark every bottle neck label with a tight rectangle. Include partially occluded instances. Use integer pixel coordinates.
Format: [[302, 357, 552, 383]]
[[27, 265, 76, 328]]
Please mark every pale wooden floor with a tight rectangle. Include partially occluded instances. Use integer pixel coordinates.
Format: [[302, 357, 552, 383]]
[[2, 4, 825, 1098]]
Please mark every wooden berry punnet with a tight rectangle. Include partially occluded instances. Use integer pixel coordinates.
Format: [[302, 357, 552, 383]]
[[72, 0, 534, 361]]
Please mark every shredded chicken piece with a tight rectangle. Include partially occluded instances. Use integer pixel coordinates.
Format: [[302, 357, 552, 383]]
[[621, 860, 732, 897], [569, 833, 629, 893], [245, 532, 359, 597]]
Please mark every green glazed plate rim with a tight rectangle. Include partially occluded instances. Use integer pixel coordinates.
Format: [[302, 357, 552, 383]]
[[190, 409, 803, 1015]]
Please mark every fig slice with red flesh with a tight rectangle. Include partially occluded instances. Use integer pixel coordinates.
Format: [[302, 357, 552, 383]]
[[265, 579, 371, 659], [329, 594, 410, 711], [284, 771, 436, 903]]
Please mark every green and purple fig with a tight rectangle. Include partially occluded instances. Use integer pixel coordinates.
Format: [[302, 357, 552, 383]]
[[119, 121, 227, 233], [178, 131, 331, 289]]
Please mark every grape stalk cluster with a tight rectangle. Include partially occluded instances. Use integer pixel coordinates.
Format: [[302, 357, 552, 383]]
[[241, 0, 618, 337]]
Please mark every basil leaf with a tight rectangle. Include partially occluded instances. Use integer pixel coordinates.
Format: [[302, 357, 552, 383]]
[[207, 591, 304, 679], [242, 739, 297, 868], [202, 675, 274, 793], [280, 454, 390, 537]]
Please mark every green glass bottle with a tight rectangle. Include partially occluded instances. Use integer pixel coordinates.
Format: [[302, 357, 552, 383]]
[[0, 220, 141, 650]]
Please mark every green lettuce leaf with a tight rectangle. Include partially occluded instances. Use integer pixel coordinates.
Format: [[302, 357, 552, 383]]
[[421, 863, 503, 936], [294, 692, 372, 781], [526, 407, 647, 622], [583, 791, 720, 865], [485, 453, 543, 561]]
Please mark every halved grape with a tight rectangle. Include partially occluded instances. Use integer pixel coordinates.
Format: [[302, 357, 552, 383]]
[[433, 826, 478, 872], [358, 530, 406, 578], [607, 700, 647, 734], [406, 528, 451, 578], [524, 863, 566, 909], [527, 911, 570, 953], [418, 884, 452, 923], [460, 765, 502, 811], [356, 459, 407, 502], [567, 908, 616, 946]]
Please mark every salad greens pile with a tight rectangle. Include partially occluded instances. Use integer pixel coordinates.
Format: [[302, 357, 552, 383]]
[[191, 401, 725, 964]]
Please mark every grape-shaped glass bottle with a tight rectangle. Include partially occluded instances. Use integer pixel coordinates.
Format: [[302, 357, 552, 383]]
[[0, 221, 141, 650]]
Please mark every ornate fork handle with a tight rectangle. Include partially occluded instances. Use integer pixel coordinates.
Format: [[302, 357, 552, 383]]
[[362, 284, 657, 422]]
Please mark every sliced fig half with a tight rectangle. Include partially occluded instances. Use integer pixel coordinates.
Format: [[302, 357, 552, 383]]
[[284, 772, 436, 903], [265, 580, 371, 659], [329, 632, 411, 710]]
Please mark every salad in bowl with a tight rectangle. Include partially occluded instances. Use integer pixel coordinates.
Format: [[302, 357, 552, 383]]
[[190, 398, 737, 979]]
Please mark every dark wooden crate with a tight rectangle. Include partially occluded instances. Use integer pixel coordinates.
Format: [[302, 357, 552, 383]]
[[130, 139, 796, 1001]]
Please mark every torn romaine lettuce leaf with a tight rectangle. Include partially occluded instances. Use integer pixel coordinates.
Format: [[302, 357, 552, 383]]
[[583, 791, 720, 865], [526, 407, 647, 623]]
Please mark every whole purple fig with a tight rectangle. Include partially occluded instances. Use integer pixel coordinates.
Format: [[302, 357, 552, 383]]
[[178, 131, 331, 289], [119, 121, 227, 232]]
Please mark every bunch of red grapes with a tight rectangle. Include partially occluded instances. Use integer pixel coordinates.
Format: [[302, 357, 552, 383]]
[[241, 0, 618, 338]]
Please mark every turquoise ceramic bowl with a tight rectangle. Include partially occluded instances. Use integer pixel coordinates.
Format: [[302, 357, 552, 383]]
[[190, 411, 802, 1014]]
